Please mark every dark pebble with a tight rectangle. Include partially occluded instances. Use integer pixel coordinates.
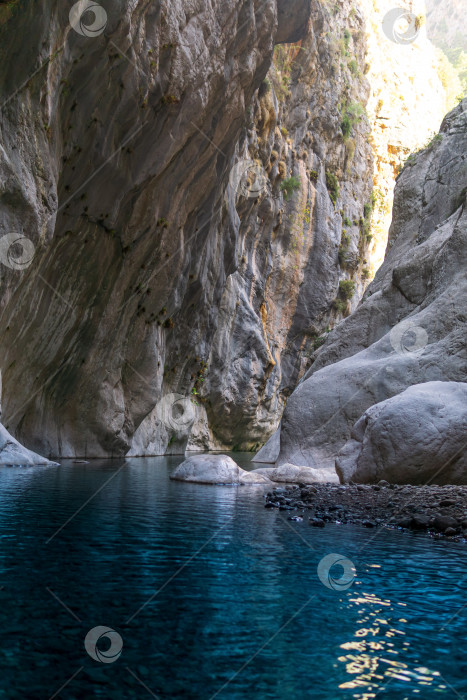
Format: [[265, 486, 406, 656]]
[[411, 514, 431, 530], [398, 517, 413, 528], [433, 514, 458, 531], [309, 518, 325, 528], [362, 520, 375, 528]]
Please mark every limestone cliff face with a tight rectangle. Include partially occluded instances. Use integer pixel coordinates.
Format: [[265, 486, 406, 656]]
[[0, 0, 453, 459], [133, 0, 451, 457], [360, 0, 450, 277], [426, 0, 467, 52], [261, 99, 467, 473], [183, 0, 376, 452], [0, 0, 311, 458]]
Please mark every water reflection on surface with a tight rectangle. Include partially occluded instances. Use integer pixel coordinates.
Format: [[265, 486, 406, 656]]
[[337, 590, 448, 698], [0, 456, 465, 699]]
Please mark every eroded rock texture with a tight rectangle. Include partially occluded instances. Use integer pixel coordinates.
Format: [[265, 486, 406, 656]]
[[263, 99, 467, 475], [0, 0, 314, 457], [0, 0, 452, 459], [337, 382, 467, 485], [0, 0, 373, 458]]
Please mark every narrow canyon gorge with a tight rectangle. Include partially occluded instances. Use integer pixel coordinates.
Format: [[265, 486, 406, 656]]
[[1, 3, 467, 698], [0, 0, 465, 482]]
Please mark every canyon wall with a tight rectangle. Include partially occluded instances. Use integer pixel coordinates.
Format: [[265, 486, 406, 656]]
[[0, 0, 305, 457], [0, 0, 452, 458], [133, 0, 451, 456], [261, 98, 467, 478]]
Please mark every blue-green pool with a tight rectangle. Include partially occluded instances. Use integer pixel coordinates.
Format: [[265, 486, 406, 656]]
[[0, 455, 465, 699]]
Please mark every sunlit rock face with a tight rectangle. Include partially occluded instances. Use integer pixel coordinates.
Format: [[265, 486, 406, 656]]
[[426, 0, 467, 53], [359, 0, 450, 279], [261, 99, 467, 472], [0, 0, 453, 458]]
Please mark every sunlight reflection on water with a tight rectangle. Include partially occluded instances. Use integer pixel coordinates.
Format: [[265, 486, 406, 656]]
[[0, 456, 465, 698], [338, 591, 447, 698]]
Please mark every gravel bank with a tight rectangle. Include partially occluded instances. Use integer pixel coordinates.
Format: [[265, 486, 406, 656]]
[[264, 481, 467, 542]]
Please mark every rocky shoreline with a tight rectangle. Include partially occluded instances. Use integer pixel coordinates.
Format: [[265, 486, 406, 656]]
[[265, 482, 467, 542]]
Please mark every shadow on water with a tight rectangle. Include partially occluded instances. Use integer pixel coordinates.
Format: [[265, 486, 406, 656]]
[[0, 454, 465, 698]]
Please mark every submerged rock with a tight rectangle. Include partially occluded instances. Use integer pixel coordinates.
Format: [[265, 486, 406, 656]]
[[336, 382, 467, 485], [0, 424, 58, 467], [170, 454, 271, 485], [309, 518, 325, 528]]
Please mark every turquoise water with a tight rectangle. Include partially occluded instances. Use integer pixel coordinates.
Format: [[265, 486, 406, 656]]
[[0, 455, 466, 699]]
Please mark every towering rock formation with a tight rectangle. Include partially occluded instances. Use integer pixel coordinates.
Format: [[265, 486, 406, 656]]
[[132, 0, 450, 457], [0, 0, 311, 458], [0, 0, 452, 459], [260, 99, 467, 483]]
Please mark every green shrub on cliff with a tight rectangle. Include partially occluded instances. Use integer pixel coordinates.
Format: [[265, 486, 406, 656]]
[[340, 101, 364, 138], [325, 171, 339, 205], [280, 176, 301, 201], [338, 279, 356, 300]]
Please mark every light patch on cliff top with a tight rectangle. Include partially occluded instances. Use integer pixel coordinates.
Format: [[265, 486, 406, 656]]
[[359, 0, 458, 276]]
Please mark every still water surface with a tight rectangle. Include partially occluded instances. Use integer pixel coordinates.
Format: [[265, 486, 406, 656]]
[[0, 455, 466, 699]]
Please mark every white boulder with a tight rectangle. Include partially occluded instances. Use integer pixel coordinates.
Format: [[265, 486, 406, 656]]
[[0, 423, 59, 466], [336, 382, 467, 484], [170, 454, 272, 484]]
